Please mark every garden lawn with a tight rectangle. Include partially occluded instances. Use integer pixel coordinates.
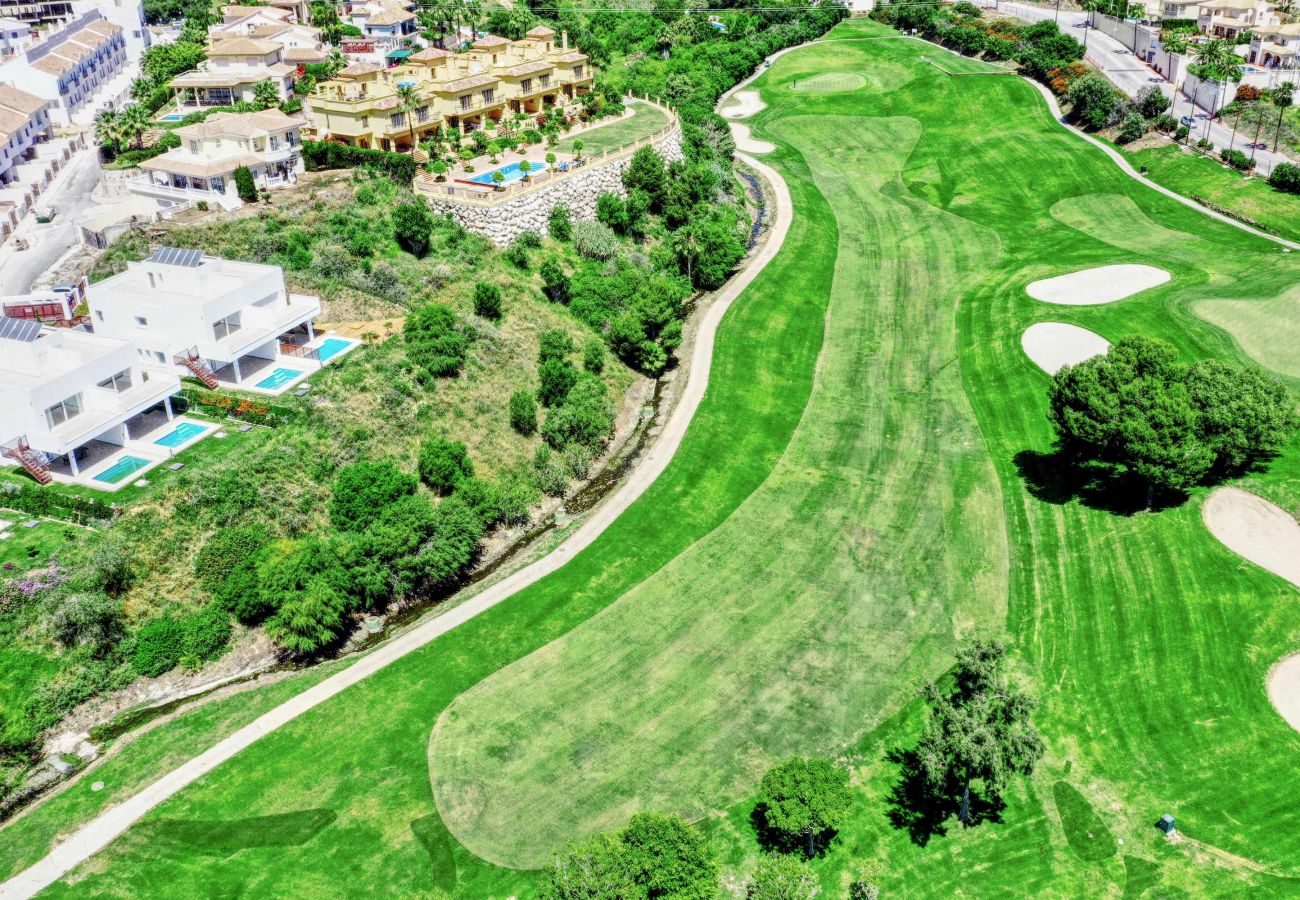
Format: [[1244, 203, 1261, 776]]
[[552, 100, 670, 155], [1123, 142, 1300, 244], [21, 18, 1300, 898]]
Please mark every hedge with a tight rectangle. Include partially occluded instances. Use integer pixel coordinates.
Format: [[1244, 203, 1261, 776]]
[[301, 141, 416, 186], [178, 387, 294, 426], [0, 483, 115, 524]]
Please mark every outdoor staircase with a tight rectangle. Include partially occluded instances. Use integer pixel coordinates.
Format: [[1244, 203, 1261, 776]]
[[412, 147, 430, 164], [140, 127, 164, 148], [3, 439, 53, 485], [175, 347, 219, 389]]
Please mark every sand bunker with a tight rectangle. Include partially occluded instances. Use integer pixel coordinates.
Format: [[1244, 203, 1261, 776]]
[[730, 122, 774, 154], [1027, 264, 1170, 306], [721, 90, 765, 119], [1021, 322, 1109, 375], [1203, 487, 1300, 591], [790, 72, 867, 94], [1268, 655, 1300, 734]]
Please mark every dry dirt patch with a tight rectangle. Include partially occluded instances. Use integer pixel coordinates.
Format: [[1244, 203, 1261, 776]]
[[1026, 264, 1170, 306]]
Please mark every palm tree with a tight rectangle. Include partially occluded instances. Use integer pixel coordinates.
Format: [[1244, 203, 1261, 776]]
[[94, 108, 125, 157], [119, 104, 150, 150], [1270, 82, 1294, 153], [395, 83, 421, 157], [252, 79, 280, 110]]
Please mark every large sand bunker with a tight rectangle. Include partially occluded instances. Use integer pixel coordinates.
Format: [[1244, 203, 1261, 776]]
[[1021, 322, 1109, 375], [1268, 655, 1300, 734], [721, 90, 765, 119], [729, 122, 774, 154], [1027, 264, 1170, 306]]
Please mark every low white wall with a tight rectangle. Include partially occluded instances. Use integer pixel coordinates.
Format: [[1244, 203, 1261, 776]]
[[424, 127, 684, 246]]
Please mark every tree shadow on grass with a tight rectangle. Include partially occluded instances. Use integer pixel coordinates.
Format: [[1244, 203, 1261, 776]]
[[138, 808, 337, 859], [1012, 450, 1188, 517], [748, 803, 838, 858], [411, 814, 458, 894], [883, 749, 1005, 847]]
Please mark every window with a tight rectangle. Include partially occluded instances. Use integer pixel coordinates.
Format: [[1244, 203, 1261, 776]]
[[482, 89, 494, 103], [135, 315, 148, 326], [94, 309, 103, 321], [390, 111, 405, 128], [44, 394, 83, 428], [360, 115, 369, 126], [459, 94, 471, 111], [189, 140, 198, 154], [96, 369, 133, 392], [416, 105, 429, 123], [521, 78, 532, 94], [574, 65, 584, 79], [539, 74, 550, 88], [154, 350, 166, 364], [213, 312, 241, 340]]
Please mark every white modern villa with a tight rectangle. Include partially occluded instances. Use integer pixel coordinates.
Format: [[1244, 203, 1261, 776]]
[[130, 109, 305, 210], [87, 246, 343, 395], [0, 315, 199, 490]]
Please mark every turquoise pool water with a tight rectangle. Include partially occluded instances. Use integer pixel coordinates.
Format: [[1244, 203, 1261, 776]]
[[316, 338, 353, 363], [153, 422, 208, 448], [94, 455, 150, 484], [256, 367, 303, 390], [157, 113, 184, 123], [470, 160, 549, 186]]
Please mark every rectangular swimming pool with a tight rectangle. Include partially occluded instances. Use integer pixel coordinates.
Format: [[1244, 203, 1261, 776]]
[[316, 338, 353, 363], [256, 367, 304, 390], [469, 160, 549, 186], [153, 422, 208, 448], [93, 455, 151, 484], [157, 113, 184, 123]]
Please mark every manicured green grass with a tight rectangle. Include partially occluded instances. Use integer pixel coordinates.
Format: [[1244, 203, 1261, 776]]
[[1194, 288, 1300, 379], [552, 100, 670, 155], [0, 519, 81, 574], [1123, 142, 1300, 243], [19, 18, 1300, 898]]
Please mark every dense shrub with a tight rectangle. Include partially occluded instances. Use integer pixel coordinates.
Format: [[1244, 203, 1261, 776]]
[[1117, 112, 1148, 144], [301, 141, 416, 186], [234, 165, 257, 203], [1268, 162, 1300, 193], [393, 200, 433, 257], [1067, 75, 1121, 130], [473, 281, 502, 319], [181, 603, 232, 666], [583, 339, 605, 374], [194, 523, 270, 591], [539, 256, 570, 303], [509, 389, 538, 435], [1220, 147, 1254, 171], [542, 373, 615, 451], [133, 616, 184, 676], [573, 220, 619, 260], [404, 303, 471, 377], [504, 235, 532, 269], [418, 437, 474, 494], [47, 592, 124, 653], [548, 204, 572, 241], [330, 460, 418, 531]]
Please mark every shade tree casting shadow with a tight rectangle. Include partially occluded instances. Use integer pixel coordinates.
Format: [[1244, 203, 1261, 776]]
[[1013, 449, 1189, 516], [883, 748, 1005, 847]]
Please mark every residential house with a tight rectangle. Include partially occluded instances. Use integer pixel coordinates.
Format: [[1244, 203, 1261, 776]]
[[168, 36, 296, 108], [347, 0, 417, 50], [0, 315, 183, 486], [304, 29, 594, 151], [1248, 22, 1300, 69], [0, 83, 52, 186], [208, 18, 327, 65], [0, 10, 127, 125], [130, 109, 304, 210], [88, 246, 322, 390], [219, 4, 294, 29], [1, 276, 86, 324], [0, 16, 31, 57], [1197, 0, 1278, 39], [267, 0, 311, 24], [1160, 0, 1205, 20], [0, 0, 73, 31]]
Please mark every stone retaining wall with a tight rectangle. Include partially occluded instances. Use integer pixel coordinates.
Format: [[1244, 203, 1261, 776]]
[[424, 127, 684, 246]]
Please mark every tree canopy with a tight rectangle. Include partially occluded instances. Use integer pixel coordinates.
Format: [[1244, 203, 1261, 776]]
[[756, 757, 854, 856], [539, 813, 718, 900]]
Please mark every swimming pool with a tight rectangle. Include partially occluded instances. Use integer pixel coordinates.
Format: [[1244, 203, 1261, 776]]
[[94, 455, 151, 484], [153, 421, 208, 448], [316, 337, 353, 363], [469, 160, 549, 186], [157, 113, 184, 123], [256, 367, 304, 390]]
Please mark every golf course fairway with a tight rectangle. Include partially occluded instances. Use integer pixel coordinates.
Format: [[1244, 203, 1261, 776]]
[[12, 18, 1300, 899]]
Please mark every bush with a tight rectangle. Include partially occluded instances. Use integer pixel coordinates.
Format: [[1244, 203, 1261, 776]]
[[1175, 124, 1190, 141], [1117, 112, 1148, 144], [509, 389, 538, 435], [404, 303, 470, 377], [1136, 85, 1171, 118], [234, 165, 257, 203], [573, 220, 619, 260], [301, 141, 415, 186], [539, 257, 570, 303], [473, 281, 502, 319], [1268, 162, 1300, 194], [1220, 147, 1254, 171], [596, 191, 629, 234], [537, 356, 577, 408], [47, 592, 124, 653], [181, 603, 232, 666], [1067, 74, 1120, 130], [194, 523, 270, 591], [516, 230, 542, 250], [548, 204, 572, 241], [393, 200, 433, 257], [418, 437, 474, 494], [133, 616, 184, 676], [504, 236, 532, 269], [583, 339, 605, 374], [330, 460, 418, 531], [542, 373, 614, 451], [1235, 84, 1262, 103]]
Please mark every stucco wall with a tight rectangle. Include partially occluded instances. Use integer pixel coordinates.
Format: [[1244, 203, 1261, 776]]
[[424, 127, 684, 246]]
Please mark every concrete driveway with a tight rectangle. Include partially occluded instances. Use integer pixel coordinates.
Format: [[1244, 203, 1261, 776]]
[[0, 150, 104, 294]]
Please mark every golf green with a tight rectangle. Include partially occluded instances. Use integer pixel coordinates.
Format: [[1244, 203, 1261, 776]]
[[20, 19, 1300, 899]]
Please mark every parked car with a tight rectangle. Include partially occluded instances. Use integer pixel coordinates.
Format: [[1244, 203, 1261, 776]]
[[1180, 115, 1197, 127]]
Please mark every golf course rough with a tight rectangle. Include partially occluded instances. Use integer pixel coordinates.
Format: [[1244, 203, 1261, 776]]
[[26, 20, 1300, 898]]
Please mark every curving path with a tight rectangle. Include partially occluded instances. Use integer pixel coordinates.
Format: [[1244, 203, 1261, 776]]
[[0, 165, 794, 900]]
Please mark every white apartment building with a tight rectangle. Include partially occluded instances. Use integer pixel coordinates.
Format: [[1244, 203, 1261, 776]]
[[72, 0, 148, 60], [0, 315, 184, 486], [131, 109, 304, 210], [168, 36, 296, 108], [88, 246, 322, 391], [0, 82, 52, 186], [0, 10, 128, 126], [0, 16, 31, 57]]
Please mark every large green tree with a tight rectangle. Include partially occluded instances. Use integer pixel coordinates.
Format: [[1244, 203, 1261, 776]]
[[539, 813, 718, 900], [756, 757, 854, 857], [916, 640, 1044, 826]]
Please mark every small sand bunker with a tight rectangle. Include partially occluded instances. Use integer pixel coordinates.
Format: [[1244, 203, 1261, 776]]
[[730, 122, 774, 155], [1021, 322, 1109, 375], [1268, 654, 1300, 734], [721, 90, 765, 119], [790, 72, 867, 94], [1027, 264, 1170, 306], [1203, 487, 1300, 590]]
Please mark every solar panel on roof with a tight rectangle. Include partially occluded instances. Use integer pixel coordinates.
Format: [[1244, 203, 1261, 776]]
[[0, 316, 42, 343], [149, 246, 204, 268]]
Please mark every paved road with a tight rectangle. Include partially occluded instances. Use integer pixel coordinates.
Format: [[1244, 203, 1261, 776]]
[[992, 0, 1290, 174], [0, 151, 103, 294]]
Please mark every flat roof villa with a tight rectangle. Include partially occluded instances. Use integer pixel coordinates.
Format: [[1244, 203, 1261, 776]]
[[88, 247, 354, 396], [0, 316, 199, 491]]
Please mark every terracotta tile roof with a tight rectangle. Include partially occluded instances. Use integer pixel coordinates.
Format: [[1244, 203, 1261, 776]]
[[224, 5, 291, 20], [0, 84, 48, 117], [32, 54, 75, 76], [339, 61, 383, 76], [283, 46, 327, 61], [553, 51, 588, 64], [206, 36, 284, 55], [440, 73, 498, 92], [0, 107, 29, 142], [410, 47, 452, 61], [138, 151, 268, 178], [503, 60, 553, 77], [472, 34, 511, 48], [366, 7, 415, 25], [525, 25, 555, 37], [84, 20, 122, 38], [174, 109, 302, 139]]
